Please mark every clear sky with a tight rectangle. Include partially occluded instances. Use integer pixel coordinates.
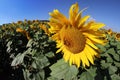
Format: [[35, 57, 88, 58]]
[[0, 0, 120, 32]]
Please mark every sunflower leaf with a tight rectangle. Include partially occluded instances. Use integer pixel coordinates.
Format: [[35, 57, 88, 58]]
[[108, 65, 117, 75], [106, 48, 115, 55], [116, 41, 120, 50], [96, 44, 106, 52], [47, 77, 59, 80], [111, 74, 120, 80], [45, 51, 55, 58], [114, 61, 120, 67], [79, 67, 97, 80], [49, 59, 78, 80], [11, 52, 26, 66]]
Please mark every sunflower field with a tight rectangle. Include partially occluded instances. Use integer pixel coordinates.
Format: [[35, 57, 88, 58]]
[[0, 3, 120, 80]]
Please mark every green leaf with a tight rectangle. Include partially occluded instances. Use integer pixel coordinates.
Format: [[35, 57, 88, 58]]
[[6, 40, 12, 47], [106, 48, 116, 55], [106, 56, 113, 63], [27, 39, 33, 47], [101, 61, 111, 69], [23, 69, 31, 80], [111, 74, 120, 80], [45, 51, 55, 58], [47, 77, 59, 80], [6, 41, 12, 53], [116, 41, 120, 50], [23, 69, 45, 80], [50, 59, 78, 80], [114, 61, 120, 67], [34, 69, 45, 80], [11, 52, 26, 66], [34, 55, 50, 69], [117, 50, 120, 55], [112, 53, 120, 61], [105, 43, 110, 49], [31, 61, 37, 69], [108, 65, 117, 75], [110, 41, 117, 46], [79, 67, 97, 80], [96, 44, 106, 52], [106, 48, 120, 62]]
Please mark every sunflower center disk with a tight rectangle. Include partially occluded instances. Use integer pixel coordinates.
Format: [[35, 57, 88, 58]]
[[60, 27, 86, 54]]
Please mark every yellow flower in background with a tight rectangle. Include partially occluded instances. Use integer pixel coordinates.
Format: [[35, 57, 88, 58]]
[[30, 25, 37, 30], [39, 24, 50, 35], [115, 33, 120, 41], [48, 3, 106, 68], [107, 29, 113, 35], [16, 28, 30, 40]]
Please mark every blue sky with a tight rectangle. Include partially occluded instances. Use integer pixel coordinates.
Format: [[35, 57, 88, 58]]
[[0, 0, 120, 32]]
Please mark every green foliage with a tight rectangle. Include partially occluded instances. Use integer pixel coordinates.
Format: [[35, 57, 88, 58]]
[[96, 34, 120, 80], [48, 59, 78, 80], [79, 67, 97, 80], [0, 20, 120, 80], [0, 20, 56, 80]]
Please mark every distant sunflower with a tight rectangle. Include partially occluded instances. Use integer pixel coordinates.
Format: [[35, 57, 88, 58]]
[[115, 33, 120, 41], [107, 29, 114, 36], [16, 28, 30, 40], [39, 24, 50, 35], [48, 3, 105, 67]]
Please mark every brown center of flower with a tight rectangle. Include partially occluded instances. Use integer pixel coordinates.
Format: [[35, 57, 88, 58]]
[[60, 27, 86, 54]]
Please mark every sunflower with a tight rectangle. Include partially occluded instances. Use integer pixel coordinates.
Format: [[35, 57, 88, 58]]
[[39, 24, 50, 35], [107, 29, 113, 35], [16, 28, 30, 40], [48, 3, 105, 67], [115, 33, 120, 41]]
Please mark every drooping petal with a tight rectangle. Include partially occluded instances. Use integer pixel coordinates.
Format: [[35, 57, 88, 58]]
[[83, 32, 105, 44], [74, 12, 81, 27], [78, 15, 90, 28], [89, 22, 105, 30], [69, 3, 79, 26], [49, 9, 68, 24]]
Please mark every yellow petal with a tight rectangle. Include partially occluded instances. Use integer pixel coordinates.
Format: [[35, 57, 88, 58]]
[[56, 42, 62, 48], [64, 51, 71, 62], [83, 32, 105, 44], [89, 23, 105, 30], [75, 7, 87, 27], [86, 45, 98, 56], [74, 12, 81, 27], [84, 46, 94, 64], [51, 33, 60, 40], [69, 3, 79, 24], [69, 54, 73, 66], [49, 9, 68, 24], [56, 43, 64, 53], [90, 37, 105, 44], [56, 48, 62, 53], [80, 52, 89, 67], [86, 38, 98, 49], [74, 54, 81, 67], [78, 15, 90, 28]]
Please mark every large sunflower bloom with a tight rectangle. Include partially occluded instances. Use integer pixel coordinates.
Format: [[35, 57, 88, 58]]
[[48, 3, 105, 67]]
